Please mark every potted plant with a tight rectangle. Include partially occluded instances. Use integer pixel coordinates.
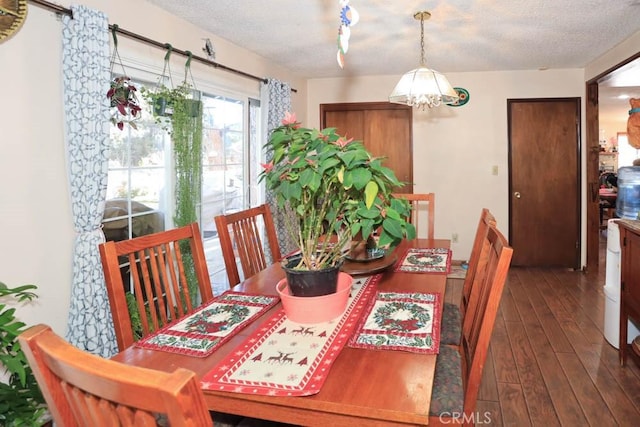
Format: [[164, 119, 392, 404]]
[[0, 282, 48, 426], [141, 82, 187, 116], [107, 76, 142, 130], [260, 112, 415, 296]]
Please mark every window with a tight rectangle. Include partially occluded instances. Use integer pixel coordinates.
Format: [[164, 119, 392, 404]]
[[200, 95, 245, 238], [104, 77, 261, 294], [103, 82, 168, 244]]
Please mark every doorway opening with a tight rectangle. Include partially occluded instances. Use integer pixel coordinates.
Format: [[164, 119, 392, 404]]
[[587, 54, 640, 272]]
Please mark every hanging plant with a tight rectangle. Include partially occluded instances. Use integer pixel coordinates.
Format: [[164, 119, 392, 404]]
[[107, 25, 142, 130], [107, 76, 142, 130], [172, 52, 203, 306], [140, 44, 201, 132], [141, 46, 204, 304], [141, 82, 192, 122]]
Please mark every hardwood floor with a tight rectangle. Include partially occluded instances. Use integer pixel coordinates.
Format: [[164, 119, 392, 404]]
[[444, 233, 640, 426]]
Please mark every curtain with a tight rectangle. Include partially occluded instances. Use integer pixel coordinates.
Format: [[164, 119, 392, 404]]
[[62, 5, 118, 357], [261, 79, 297, 256]]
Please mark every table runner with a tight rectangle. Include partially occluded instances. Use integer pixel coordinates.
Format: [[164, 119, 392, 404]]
[[135, 292, 279, 357], [395, 247, 451, 273], [201, 275, 380, 396], [349, 291, 441, 354]]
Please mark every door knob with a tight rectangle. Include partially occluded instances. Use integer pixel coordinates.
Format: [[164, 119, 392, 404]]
[[514, 192, 521, 199]]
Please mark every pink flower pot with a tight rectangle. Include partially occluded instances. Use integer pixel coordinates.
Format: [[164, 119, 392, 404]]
[[276, 272, 353, 324]]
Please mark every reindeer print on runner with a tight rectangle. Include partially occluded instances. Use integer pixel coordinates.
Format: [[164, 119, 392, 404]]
[[201, 274, 380, 396]]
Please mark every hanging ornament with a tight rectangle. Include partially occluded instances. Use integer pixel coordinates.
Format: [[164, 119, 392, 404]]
[[337, 0, 358, 69]]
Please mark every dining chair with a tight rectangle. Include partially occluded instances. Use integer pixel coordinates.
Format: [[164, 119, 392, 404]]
[[391, 192, 435, 239], [429, 224, 513, 426], [98, 222, 214, 352], [19, 324, 213, 427], [440, 208, 497, 345], [214, 204, 282, 287]]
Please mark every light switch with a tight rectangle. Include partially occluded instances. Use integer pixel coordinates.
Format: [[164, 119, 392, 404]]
[[492, 165, 499, 175]]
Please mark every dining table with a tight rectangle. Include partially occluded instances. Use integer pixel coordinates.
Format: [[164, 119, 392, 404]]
[[111, 237, 450, 426]]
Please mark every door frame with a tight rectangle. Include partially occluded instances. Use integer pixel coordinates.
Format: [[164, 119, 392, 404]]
[[586, 51, 640, 272], [508, 97, 582, 269]]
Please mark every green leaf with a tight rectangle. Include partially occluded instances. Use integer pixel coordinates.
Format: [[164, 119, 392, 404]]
[[300, 168, 321, 192], [382, 217, 404, 239], [364, 181, 379, 208]]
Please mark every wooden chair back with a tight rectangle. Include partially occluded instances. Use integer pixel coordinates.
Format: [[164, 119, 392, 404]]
[[19, 324, 212, 427], [214, 204, 281, 287], [98, 222, 214, 351], [459, 224, 513, 422], [431, 224, 512, 425], [391, 193, 435, 239], [460, 208, 497, 318]]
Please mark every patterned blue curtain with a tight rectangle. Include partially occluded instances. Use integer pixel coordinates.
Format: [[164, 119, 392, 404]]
[[62, 6, 118, 357], [262, 79, 297, 256]]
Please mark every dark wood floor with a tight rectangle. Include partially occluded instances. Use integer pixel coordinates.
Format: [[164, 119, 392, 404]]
[[445, 234, 640, 426]]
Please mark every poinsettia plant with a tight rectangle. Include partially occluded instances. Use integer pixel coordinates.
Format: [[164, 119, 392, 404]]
[[107, 76, 142, 130], [260, 112, 415, 271]]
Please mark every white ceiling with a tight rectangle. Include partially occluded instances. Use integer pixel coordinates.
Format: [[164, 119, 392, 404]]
[[147, 0, 640, 121]]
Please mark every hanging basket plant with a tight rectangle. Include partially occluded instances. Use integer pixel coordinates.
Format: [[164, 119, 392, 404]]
[[107, 25, 142, 130], [141, 46, 204, 304], [141, 45, 203, 135], [107, 76, 142, 130], [172, 52, 203, 305]]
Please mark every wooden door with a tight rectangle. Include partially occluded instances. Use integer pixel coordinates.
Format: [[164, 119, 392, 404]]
[[508, 98, 581, 268], [320, 102, 413, 189]]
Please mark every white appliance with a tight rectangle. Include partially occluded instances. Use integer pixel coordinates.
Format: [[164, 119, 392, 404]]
[[603, 219, 640, 349]]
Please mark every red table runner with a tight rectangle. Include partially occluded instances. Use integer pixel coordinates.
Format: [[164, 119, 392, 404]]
[[395, 247, 451, 273], [135, 292, 279, 357], [201, 275, 380, 396], [348, 291, 441, 354]]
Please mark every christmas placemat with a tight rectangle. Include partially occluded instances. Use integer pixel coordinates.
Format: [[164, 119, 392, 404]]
[[349, 291, 441, 354], [395, 248, 451, 274], [135, 292, 279, 357], [201, 275, 380, 396]]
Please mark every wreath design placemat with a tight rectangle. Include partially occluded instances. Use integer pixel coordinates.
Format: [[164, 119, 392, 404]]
[[348, 291, 441, 354], [135, 292, 279, 357], [395, 248, 451, 274], [201, 275, 380, 396]]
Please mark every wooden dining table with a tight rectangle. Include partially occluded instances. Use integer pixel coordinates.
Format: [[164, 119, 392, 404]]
[[112, 238, 450, 426]]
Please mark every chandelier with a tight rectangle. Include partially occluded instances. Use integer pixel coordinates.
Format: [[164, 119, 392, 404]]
[[389, 11, 458, 109]]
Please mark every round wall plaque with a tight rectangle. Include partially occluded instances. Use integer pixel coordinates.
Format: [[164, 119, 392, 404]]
[[448, 87, 470, 107], [0, 0, 28, 43]]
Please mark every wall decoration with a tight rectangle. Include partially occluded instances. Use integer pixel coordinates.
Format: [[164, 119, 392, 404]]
[[0, 0, 28, 43], [447, 87, 470, 107]]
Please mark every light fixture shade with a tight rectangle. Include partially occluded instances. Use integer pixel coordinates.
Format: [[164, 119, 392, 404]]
[[389, 67, 459, 108]]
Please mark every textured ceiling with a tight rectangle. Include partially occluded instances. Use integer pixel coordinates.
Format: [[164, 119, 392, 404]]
[[146, 0, 640, 79], [146, 0, 640, 121]]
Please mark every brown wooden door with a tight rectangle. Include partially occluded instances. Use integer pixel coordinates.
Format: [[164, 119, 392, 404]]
[[320, 102, 413, 189], [508, 98, 581, 268]]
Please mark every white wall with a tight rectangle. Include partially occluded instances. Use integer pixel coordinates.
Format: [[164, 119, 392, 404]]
[[0, 0, 305, 338], [307, 70, 584, 261]]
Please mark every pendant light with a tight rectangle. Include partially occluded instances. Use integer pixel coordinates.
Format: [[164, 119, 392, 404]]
[[389, 11, 458, 109]]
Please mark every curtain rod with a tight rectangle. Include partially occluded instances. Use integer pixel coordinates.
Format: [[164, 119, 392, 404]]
[[28, 0, 297, 92]]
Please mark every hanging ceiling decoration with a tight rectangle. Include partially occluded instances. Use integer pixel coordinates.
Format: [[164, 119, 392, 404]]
[[336, 0, 359, 69], [389, 11, 458, 109]]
